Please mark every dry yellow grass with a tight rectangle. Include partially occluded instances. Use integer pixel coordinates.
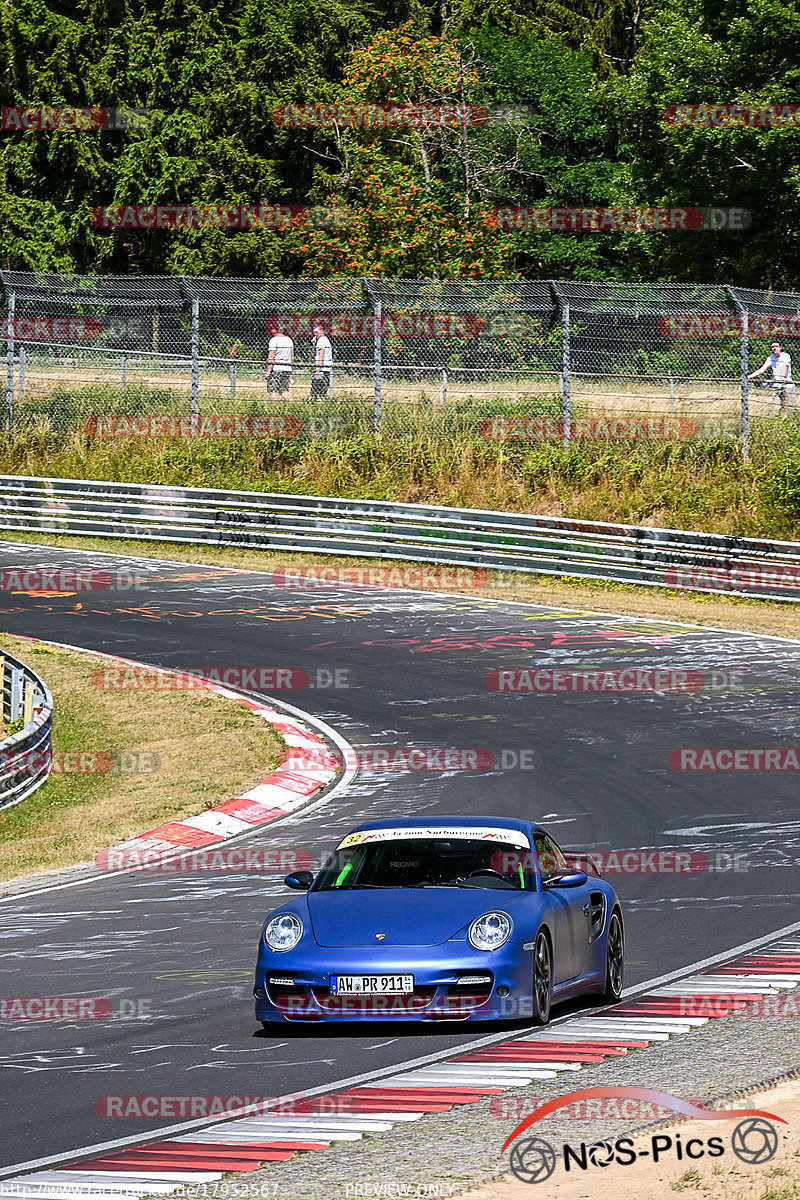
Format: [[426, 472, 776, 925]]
[[0, 631, 285, 882], [14, 363, 758, 417]]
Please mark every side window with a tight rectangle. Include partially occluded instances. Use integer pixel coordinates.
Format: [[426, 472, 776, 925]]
[[533, 834, 568, 880]]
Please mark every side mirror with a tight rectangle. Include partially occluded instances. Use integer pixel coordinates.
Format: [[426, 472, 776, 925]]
[[284, 870, 314, 891], [545, 870, 588, 888]]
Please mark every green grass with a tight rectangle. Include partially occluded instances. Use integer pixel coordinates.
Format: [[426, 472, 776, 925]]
[[0, 635, 284, 882], [2, 384, 800, 539]]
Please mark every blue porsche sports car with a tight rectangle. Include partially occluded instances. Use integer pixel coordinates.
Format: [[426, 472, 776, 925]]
[[253, 815, 624, 1026]]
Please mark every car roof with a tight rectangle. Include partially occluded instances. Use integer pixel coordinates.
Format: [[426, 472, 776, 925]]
[[348, 815, 532, 834]]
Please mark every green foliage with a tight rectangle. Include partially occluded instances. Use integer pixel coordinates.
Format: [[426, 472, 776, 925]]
[[0, 0, 797, 283], [759, 432, 800, 515]]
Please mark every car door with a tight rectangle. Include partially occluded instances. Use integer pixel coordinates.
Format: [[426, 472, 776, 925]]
[[532, 832, 592, 982]]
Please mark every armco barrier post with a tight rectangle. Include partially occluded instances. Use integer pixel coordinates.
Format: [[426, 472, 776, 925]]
[[9, 662, 22, 721]]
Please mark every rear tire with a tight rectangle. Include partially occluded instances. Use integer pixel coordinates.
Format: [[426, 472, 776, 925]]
[[532, 929, 552, 1025], [603, 910, 624, 1003]]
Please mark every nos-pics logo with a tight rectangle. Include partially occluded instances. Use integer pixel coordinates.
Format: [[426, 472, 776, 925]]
[[503, 1087, 784, 1184]]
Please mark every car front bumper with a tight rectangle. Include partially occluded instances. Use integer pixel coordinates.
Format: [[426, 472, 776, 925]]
[[254, 940, 537, 1023]]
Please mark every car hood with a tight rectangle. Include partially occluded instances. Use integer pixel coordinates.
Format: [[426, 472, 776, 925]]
[[306, 887, 528, 947]]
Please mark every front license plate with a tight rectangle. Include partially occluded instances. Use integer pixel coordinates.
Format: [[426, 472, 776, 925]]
[[331, 974, 414, 995]]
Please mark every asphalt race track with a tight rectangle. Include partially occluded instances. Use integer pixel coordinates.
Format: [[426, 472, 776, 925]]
[[1, 542, 798, 1172]]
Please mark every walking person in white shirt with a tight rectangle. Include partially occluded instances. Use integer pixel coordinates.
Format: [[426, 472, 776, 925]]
[[266, 321, 294, 396], [749, 340, 794, 412], [310, 321, 333, 398]]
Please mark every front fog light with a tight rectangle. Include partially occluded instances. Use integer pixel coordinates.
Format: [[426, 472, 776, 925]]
[[264, 913, 303, 952], [468, 911, 512, 950]]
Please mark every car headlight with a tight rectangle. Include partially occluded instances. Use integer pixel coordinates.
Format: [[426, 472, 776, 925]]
[[264, 913, 303, 952], [468, 911, 512, 951]]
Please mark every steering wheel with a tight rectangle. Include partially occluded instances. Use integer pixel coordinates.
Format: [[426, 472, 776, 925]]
[[468, 869, 511, 881]]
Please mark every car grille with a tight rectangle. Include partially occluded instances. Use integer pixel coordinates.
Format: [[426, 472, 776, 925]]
[[267, 978, 494, 1020]]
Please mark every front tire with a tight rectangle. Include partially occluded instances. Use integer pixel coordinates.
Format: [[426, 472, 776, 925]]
[[603, 910, 624, 1003], [532, 929, 552, 1025]]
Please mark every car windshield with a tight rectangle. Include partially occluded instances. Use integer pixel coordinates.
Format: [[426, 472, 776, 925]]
[[312, 838, 534, 891]]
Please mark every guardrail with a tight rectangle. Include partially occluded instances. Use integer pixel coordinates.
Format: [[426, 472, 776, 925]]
[[0, 473, 798, 601], [0, 649, 53, 809]]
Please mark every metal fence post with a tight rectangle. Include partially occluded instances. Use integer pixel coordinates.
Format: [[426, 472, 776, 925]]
[[562, 303, 571, 448], [190, 298, 200, 434], [120, 354, 127, 387], [363, 280, 382, 433], [726, 288, 749, 460], [18, 345, 25, 396], [5, 290, 14, 430], [740, 308, 750, 457], [442, 368, 448, 408], [549, 283, 570, 448], [669, 375, 675, 414], [229, 360, 236, 395]]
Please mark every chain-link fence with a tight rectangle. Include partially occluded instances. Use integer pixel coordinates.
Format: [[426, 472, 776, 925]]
[[2, 272, 798, 457]]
